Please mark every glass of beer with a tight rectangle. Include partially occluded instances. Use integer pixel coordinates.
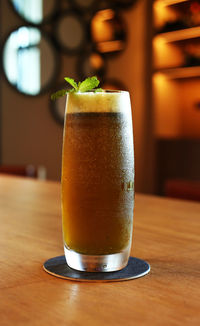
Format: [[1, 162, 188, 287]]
[[61, 90, 134, 272]]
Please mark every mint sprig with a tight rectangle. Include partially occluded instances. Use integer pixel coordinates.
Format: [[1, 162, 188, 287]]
[[94, 88, 104, 93], [51, 76, 103, 100], [51, 89, 68, 101], [64, 77, 78, 91], [78, 76, 99, 92]]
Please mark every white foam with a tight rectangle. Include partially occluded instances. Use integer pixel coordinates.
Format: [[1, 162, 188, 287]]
[[66, 91, 131, 114]]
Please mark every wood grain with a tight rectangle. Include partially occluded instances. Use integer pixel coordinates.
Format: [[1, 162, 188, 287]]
[[0, 175, 200, 326]]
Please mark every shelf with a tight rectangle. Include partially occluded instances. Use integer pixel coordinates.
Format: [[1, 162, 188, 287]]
[[154, 26, 200, 42], [153, 1, 200, 143], [154, 66, 200, 79], [154, 0, 188, 6]]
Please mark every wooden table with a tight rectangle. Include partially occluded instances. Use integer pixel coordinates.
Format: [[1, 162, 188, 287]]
[[0, 175, 200, 325]]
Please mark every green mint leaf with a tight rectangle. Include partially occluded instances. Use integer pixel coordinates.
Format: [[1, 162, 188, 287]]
[[78, 76, 100, 92], [51, 89, 68, 100], [51, 76, 102, 100], [64, 77, 78, 91], [94, 88, 104, 93]]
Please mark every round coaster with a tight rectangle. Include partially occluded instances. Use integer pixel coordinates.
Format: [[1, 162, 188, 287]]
[[43, 255, 150, 282]]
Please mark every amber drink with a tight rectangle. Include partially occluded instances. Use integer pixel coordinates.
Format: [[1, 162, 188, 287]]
[[62, 91, 134, 272]]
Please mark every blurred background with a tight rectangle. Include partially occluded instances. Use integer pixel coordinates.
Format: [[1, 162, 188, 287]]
[[0, 0, 200, 200]]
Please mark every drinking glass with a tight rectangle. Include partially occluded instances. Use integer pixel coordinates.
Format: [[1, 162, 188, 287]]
[[61, 90, 134, 272]]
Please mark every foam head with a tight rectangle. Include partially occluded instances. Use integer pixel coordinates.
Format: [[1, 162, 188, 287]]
[[66, 91, 131, 114]]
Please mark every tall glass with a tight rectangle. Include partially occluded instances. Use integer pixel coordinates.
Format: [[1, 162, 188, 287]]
[[61, 91, 134, 272]]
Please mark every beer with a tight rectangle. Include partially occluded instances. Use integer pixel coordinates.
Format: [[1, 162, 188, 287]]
[[61, 92, 134, 270]]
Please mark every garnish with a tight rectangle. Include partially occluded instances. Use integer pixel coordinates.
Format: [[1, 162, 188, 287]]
[[51, 76, 103, 100]]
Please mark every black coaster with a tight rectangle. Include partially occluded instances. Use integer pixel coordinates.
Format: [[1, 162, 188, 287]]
[[43, 255, 150, 282]]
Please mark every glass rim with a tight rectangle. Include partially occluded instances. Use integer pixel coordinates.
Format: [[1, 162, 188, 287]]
[[68, 90, 129, 94], [100, 90, 128, 94]]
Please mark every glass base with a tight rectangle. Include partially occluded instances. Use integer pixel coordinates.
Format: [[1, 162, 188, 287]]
[[64, 245, 130, 272]]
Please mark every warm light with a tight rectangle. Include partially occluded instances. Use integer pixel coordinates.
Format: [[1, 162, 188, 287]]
[[153, 72, 181, 138], [153, 37, 183, 69], [91, 9, 125, 53], [90, 53, 103, 69], [153, 72, 168, 85], [96, 41, 124, 53], [91, 9, 124, 53], [153, 37, 166, 68], [154, 0, 188, 6], [153, 0, 177, 28], [153, 36, 166, 47], [91, 9, 115, 43]]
